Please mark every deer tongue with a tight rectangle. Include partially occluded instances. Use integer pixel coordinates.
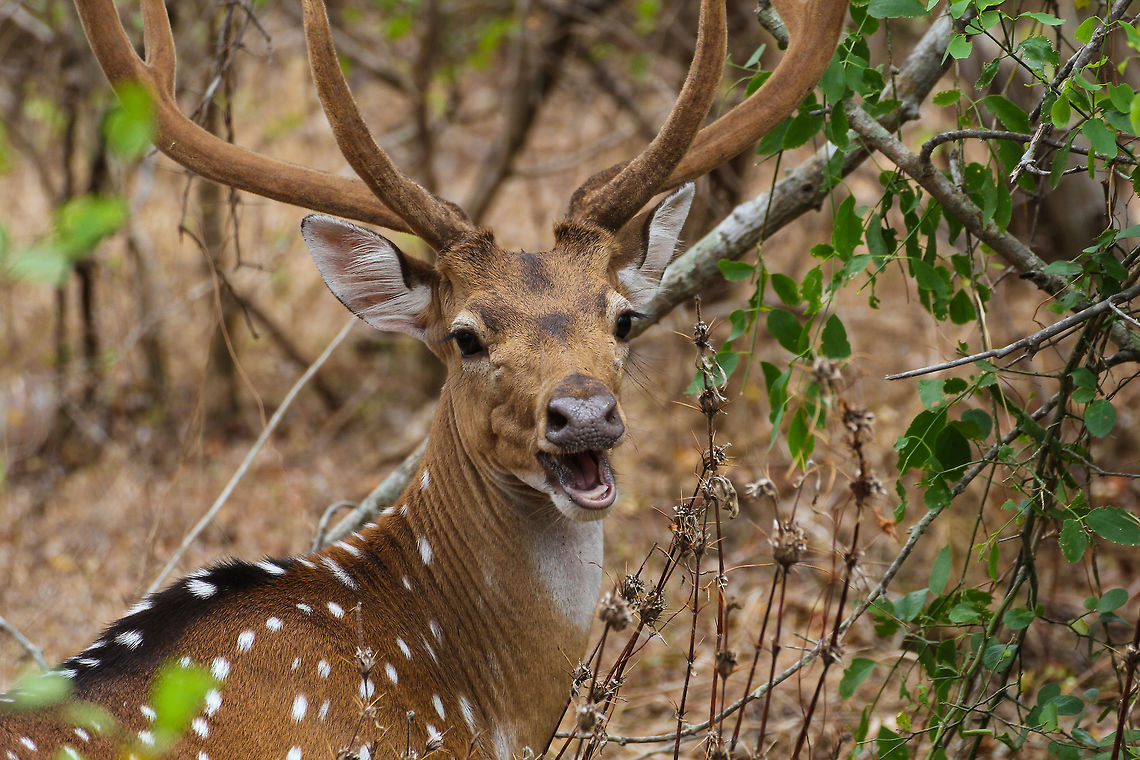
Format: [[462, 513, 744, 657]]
[[539, 449, 616, 510]]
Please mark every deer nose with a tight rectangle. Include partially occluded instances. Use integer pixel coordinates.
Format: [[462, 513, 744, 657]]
[[545, 382, 624, 451]]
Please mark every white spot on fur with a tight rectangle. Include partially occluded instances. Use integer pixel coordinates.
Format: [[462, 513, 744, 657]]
[[257, 560, 286, 575], [335, 540, 362, 557], [236, 630, 255, 652], [291, 694, 308, 721], [327, 601, 345, 618], [396, 638, 411, 659], [427, 725, 441, 743], [198, 753, 209, 760], [266, 617, 283, 631], [385, 663, 398, 684], [296, 558, 316, 569], [286, 747, 302, 760], [204, 689, 222, 716], [319, 700, 330, 720], [61, 746, 80, 760], [402, 576, 412, 591], [422, 637, 438, 662], [492, 727, 512, 760], [320, 556, 358, 589], [126, 600, 152, 616], [179, 656, 192, 668], [433, 694, 446, 720], [139, 730, 155, 747], [297, 603, 313, 614], [140, 704, 156, 721], [192, 718, 209, 738], [317, 660, 331, 679], [421, 469, 430, 490], [291, 657, 301, 671], [359, 745, 371, 760], [19, 738, 35, 752], [116, 630, 143, 649], [59, 668, 77, 679], [211, 657, 230, 681], [73, 728, 89, 743], [429, 620, 443, 643], [187, 578, 217, 598], [359, 678, 376, 699], [77, 657, 100, 667]]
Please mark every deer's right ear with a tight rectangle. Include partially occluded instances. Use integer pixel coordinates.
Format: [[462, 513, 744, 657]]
[[302, 214, 436, 339]]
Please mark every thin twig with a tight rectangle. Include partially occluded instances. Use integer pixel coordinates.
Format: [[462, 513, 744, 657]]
[[144, 318, 356, 596], [885, 281, 1140, 380], [0, 613, 49, 672]]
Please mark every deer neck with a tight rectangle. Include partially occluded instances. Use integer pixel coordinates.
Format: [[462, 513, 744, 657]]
[[391, 386, 603, 752]]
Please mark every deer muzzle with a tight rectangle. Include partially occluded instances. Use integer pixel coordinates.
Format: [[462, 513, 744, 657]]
[[538, 377, 625, 511]]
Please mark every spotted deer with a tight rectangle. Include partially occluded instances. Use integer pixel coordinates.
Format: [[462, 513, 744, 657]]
[[1, 0, 847, 757]]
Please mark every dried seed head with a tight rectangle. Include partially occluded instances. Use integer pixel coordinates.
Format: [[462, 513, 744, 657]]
[[702, 443, 731, 470], [813, 357, 843, 392], [520, 748, 535, 760], [692, 318, 711, 350], [620, 573, 646, 604], [715, 649, 737, 678], [355, 646, 376, 677], [744, 476, 777, 501], [705, 474, 739, 518], [571, 662, 593, 697], [576, 701, 605, 732], [706, 730, 729, 760], [771, 519, 807, 570], [638, 590, 666, 628], [843, 405, 874, 435], [698, 383, 727, 416], [598, 591, 633, 631]]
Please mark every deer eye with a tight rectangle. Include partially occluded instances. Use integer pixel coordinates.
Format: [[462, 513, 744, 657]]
[[614, 311, 640, 341], [448, 329, 484, 358]]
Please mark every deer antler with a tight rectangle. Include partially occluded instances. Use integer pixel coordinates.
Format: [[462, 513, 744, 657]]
[[567, 0, 727, 232], [300, 0, 474, 252], [568, 0, 849, 232], [74, 0, 411, 232]]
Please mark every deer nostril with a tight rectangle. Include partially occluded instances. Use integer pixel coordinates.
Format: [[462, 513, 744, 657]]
[[547, 407, 569, 433]]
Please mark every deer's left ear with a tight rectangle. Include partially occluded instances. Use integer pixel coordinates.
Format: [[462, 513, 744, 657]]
[[610, 183, 694, 308]]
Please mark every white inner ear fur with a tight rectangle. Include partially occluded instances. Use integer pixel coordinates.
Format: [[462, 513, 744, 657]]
[[301, 214, 432, 339], [618, 183, 694, 309]]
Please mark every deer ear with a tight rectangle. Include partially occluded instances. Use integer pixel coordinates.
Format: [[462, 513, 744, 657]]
[[611, 183, 694, 308], [302, 214, 436, 339]]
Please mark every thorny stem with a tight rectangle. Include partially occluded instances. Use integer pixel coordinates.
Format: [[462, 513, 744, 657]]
[[755, 571, 789, 756], [729, 574, 777, 752], [789, 400, 871, 760], [1110, 608, 1140, 760]]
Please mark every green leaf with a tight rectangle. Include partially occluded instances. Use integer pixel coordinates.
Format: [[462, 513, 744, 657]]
[[983, 643, 1017, 671], [1059, 519, 1088, 562], [767, 309, 804, 354], [895, 588, 928, 623], [946, 34, 972, 61], [839, 658, 876, 699], [788, 406, 815, 465], [948, 289, 976, 324], [1084, 399, 1115, 437], [820, 314, 851, 359], [929, 545, 951, 595], [932, 89, 961, 106], [959, 409, 992, 440], [1042, 260, 1082, 276], [877, 726, 909, 760], [1095, 588, 1129, 613], [982, 95, 1031, 134], [867, 0, 926, 18], [934, 424, 971, 477], [104, 81, 156, 160], [832, 195, 862, 260], [719, 259, 755, 282], [1087, 507, 1140, 545], [1021, 11, 1064, 25], [1051, 94, 1072, 129], [8, 671, 73, 709], [151, 661, 215, 743], [917, 379, 945, 410], [770, 273, 801, 305], [948, 603, 981, 624], [1082, 119, 1118, 157], [1003, 607, 1035, 630], [1075, 16, 1098, 45], [727, 309, 751, 341]]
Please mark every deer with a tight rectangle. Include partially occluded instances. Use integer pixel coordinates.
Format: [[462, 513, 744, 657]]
[[0, 0, 847, 757]]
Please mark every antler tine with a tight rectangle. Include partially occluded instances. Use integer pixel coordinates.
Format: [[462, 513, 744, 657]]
[[667, 0, 849, 187], [567, 0, 727, 233], [301, 0, 475, 253], [73, 0, 411, 231]]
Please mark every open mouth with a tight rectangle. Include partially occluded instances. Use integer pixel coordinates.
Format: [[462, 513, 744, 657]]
[[537, 449, 617, 510]]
